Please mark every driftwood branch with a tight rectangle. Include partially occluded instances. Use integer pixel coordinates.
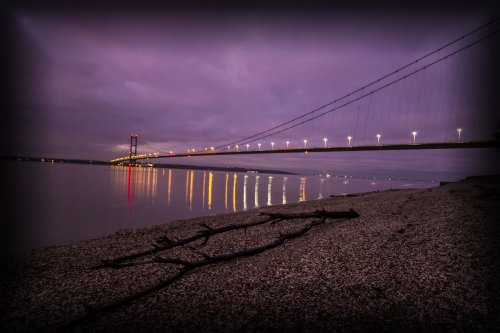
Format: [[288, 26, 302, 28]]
[[94, 209, 358, 269], [92, 216, 279, 269], [57, 216, 342, 332], [65, 209, 359, 333]]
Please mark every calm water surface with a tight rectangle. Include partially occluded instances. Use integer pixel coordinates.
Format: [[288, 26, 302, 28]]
[[7, 162, 436, 252]]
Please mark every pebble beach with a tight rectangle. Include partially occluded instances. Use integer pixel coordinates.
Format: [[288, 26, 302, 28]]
[[1, 175, 500, 332]]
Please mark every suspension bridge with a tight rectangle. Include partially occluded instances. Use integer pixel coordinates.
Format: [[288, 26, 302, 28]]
[[110, 18, 500, 164]]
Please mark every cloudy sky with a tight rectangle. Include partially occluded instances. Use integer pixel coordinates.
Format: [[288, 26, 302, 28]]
[[3, 2, 500, 179]]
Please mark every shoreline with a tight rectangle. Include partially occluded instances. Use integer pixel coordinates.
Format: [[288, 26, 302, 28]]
[[2, 156, 295, 176], [2, 175, 500, 332]]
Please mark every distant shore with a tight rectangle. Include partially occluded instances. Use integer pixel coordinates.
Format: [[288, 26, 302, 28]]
[[1, 155, 295, 175], [2, 175, 500, 332]]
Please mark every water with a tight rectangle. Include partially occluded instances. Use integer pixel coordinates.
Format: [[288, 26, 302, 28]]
[[6, 161, 436, 252]]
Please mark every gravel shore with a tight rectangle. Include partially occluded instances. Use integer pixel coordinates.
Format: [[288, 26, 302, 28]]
[[2, 175, 500, 332]]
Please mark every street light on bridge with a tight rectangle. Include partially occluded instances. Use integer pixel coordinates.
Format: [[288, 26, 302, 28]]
[[347, 136, 352, 147], [376, 134, 381, 146], [457, 128, 462, 141], [236, 144, 239, 151], [246, 144, 249, 151], [271, 142, 275, 150], [286, 141, 290, 149], [303, 139, 308, 148], [258, 143, 262, 151], [412, 131, 418, 144], [211, 147, 215, 152], [323, 137, 328, 148]]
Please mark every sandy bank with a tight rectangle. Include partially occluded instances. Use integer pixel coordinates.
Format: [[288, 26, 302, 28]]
[[1, 175, 500, 332]]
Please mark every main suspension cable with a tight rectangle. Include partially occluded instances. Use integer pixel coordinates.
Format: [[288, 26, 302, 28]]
[[217, 16, 500, 149], [235, 29, 499, 146]]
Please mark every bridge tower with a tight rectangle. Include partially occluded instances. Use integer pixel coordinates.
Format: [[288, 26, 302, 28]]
[[129, 134, 138, 160]]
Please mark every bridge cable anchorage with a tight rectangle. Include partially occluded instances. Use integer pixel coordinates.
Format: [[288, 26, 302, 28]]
[[217, 17, 500, 150], [232, 29, 500, 146]]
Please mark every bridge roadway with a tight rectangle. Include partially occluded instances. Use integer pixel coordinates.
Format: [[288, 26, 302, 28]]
[[111, 140, 499, 163]]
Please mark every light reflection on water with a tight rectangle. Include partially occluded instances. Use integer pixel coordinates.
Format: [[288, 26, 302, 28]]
[[8, 162, 436, 252], [282, 177, 287, 205], [112, 165, 436, 215]]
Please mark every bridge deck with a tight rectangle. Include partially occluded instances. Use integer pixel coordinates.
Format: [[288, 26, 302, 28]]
[[111, 141, 499, 163]]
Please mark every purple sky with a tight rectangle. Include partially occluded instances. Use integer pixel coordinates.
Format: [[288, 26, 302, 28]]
[[4, 2, 500, 179]]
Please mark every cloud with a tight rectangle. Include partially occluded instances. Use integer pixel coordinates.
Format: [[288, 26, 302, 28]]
[[6, 4, 494, 172]]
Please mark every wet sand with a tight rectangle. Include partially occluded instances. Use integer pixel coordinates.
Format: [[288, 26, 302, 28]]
[[1, 175, 500, 332]]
